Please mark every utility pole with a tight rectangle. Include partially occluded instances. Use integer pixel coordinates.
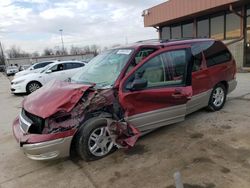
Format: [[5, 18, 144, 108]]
[[59, 29, 65, 55], [0, 41, 5, 65]]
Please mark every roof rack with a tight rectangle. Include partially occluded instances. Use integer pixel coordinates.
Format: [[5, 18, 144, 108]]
[[135, 39, 162, 43], [136, 37, 211, 44]]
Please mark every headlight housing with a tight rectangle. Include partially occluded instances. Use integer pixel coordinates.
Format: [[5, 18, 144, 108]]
[[13, 79, 25, 85]]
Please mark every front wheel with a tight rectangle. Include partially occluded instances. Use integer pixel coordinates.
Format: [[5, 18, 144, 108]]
[[207, 83, 227, 111], [26, 81, 42, 94], [75, 118, 115, 161]]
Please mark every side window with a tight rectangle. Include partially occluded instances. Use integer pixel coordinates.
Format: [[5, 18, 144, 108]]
[[126, 48, 157, 75], [42, 62, 52, 67], [137, 55, 165, 87], [33, 64, 42, 69], [50, 64, 64, 72], [203, 41, 232, 67], [162, 50, 186, 84], [134, 49, 187, 88], [34, 62, 52, 69], [65, 63, 84, 70]]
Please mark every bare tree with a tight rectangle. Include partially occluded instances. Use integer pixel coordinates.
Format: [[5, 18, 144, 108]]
[[90, 45, 100, 56], [82, 45, 100, 56], [70, 45, 83, 55], [43, 48, 54, 56], [6, 45, 30, 58], [31, 51, 39, 57]]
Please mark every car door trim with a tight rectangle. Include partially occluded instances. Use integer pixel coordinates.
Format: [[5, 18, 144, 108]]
[[125, 104, 186, 132]]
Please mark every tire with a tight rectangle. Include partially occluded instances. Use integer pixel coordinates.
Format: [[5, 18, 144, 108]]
[[26, 81, 42, 94], [207, 83, 227, 111], [75, 117, 116, 161]]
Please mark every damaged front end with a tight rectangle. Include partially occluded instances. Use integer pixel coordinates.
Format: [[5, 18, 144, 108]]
[[13, 80, 140, 160]]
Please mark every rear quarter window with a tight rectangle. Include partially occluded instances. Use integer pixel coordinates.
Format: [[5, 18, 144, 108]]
[[203, 41, 232, 67]]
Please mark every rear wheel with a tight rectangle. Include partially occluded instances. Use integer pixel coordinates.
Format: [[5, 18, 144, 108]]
[[26, 81, 42, 94], [75, 118, 115, 161], [207, 83, 227, 111]]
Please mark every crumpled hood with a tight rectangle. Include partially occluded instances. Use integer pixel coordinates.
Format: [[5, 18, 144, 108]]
[[23, 80, 93, 119]]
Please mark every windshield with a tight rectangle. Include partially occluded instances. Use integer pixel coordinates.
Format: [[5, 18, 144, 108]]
[[71, 48, 134, 88]]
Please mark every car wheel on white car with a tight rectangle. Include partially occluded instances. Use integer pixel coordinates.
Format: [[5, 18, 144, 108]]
[[26, 81, 42, 94], [207, 83, 227, 111], [75, 117, 116, 161]]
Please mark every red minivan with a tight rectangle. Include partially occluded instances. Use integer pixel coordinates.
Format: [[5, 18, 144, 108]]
[[13, 39, 237, 161]]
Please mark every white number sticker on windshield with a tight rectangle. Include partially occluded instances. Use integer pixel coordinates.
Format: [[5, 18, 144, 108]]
[[117, 49, 132, 55]]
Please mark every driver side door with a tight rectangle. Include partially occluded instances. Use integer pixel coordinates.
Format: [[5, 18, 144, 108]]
[[43, 63, 66, 83], [119, 45, 193, 132]]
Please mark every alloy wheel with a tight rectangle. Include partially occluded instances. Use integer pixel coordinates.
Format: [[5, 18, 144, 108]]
[[212, 87, 225, 107], [88, 127, 114, 157], [28, 82, 40, 93]]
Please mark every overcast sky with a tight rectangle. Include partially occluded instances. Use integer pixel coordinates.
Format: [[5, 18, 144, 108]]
[[0, 0, 166, 53]]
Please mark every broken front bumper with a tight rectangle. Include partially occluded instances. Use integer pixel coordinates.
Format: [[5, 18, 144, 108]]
[[12, 117, 76, 160]]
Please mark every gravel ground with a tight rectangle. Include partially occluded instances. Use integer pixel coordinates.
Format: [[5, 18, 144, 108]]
[[0, 73, 250, 188]]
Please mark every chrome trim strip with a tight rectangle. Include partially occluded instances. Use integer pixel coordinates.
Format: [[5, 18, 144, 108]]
[[19, 112, 32, 133]]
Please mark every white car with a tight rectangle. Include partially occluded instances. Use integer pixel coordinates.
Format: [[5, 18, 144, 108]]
[[11, 61, 85, 94], [6, 66, 19, 76], [14, 61, 56, 78]]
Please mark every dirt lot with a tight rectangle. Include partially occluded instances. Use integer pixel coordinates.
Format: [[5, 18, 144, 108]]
[[0, 73, 250, 188]]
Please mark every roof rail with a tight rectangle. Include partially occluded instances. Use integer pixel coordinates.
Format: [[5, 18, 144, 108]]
[[160, 37, 212, 43], [135, 39, 162, 43], [135, 37, 212, 44]]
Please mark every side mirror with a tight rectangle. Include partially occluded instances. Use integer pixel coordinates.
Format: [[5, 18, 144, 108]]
[[45, 69, 52, 74], [126, 78, 148, 91]]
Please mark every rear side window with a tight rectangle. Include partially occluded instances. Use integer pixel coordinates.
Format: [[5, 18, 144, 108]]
[[202, 41, 231, 67], [34, 62, 53, 69], [65, 63, 84, 70]]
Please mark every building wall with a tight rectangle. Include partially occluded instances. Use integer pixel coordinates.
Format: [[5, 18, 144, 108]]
[[226, 40, 244, 69], [6, 54, 94, 67], [144, 0, 240, 27]]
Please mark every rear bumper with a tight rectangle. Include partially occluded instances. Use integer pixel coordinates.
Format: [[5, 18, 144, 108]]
[[228, 79, 237, 94], [12, 116, 74, 160]]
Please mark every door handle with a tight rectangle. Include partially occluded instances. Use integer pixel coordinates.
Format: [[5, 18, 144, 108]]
[[172, 89, 183, 98]]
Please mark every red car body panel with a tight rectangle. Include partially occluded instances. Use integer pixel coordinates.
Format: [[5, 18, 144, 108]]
[[191, 54, 211, 95], [118, 45, 192, 116], [119, 86, 192, 117], [23, 80, 93, 119]]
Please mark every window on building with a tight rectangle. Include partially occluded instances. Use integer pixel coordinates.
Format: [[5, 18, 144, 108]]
[[197, 19, 209, 38], [210, 15, 225, 40], [247, 7, 250, 26], [182, 23, 193, 38], [226, 12, 241, 39], [161, 26, 171, 40], [171, 25, 182, 39], [203, 41, 231, 67]]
